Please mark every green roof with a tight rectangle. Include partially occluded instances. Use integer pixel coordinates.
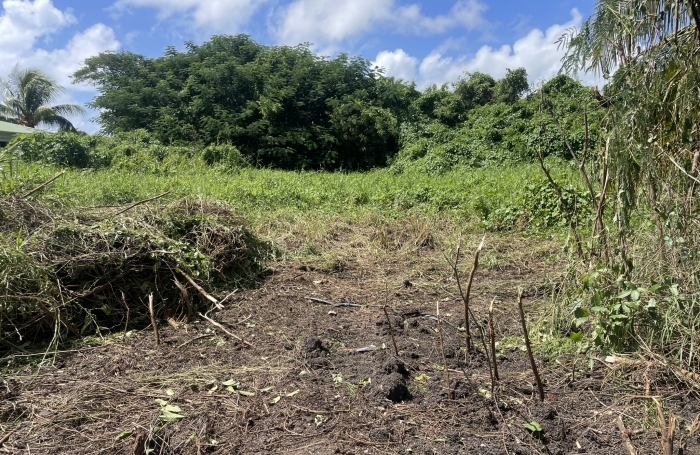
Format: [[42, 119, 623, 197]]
[[0, 121, 37, 134]]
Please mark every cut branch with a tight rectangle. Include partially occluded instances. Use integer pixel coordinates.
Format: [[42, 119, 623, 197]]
[[148, 293, 160, 347], [436, 302, 451, 400], [616, 415, 637, 455], [517, 288, 544, 402], [180, 271, 223, 309], [198, 312, 253, 347], [22, 170, 65, 199], [110, 190, 171, 217]]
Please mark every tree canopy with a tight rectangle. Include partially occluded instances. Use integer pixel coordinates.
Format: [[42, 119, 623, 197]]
[[74, 35, 581, 171]]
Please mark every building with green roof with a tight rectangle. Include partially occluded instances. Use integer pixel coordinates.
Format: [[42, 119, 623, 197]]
[[0, 121, 37, 147]]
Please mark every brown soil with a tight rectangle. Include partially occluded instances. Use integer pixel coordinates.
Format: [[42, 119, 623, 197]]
[[1, 233, 699, 454]]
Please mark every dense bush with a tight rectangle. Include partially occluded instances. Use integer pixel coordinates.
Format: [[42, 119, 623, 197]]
[[391, 75, 603, 174], [9, 132, 109, 168], [8, 130, 250, 173]]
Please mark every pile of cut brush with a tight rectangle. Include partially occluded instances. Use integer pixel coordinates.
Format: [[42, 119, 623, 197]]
[[0, 192, 271, 354]]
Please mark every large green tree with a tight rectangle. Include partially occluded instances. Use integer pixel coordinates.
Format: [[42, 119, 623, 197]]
[[74, 35, 418, 170], [0, 66, 85, 131]]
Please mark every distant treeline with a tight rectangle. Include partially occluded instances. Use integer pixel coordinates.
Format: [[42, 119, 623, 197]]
[[72, 35, 600, 171]]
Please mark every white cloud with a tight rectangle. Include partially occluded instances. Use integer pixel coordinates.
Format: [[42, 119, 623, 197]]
[[110, 0, 268, 33], [21, 24, 120, 90], [271, 0, 488, 51], [375, 9, 601, 89], [373, 49, 418, 82], [0, 1, 120, 130], [0, 0, 75, 51]]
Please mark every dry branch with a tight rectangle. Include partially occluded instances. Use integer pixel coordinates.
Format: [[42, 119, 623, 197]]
[[488, 298, 499, 381], [654, 398, 676, 455], [0, 426, 18, 446], [436, 301, 451, 400], [180, 271, 223, 309], [616, 415, 637, 455], [21, 170, 65, 199], [445, 236, 484, 355], [120, 291, 130, 341], [110, 190, 171, 217], [517, 288, 544, 402], [173, 278, 193, 321], [198, 312, 252, 347], [148, 293, 160, 347]]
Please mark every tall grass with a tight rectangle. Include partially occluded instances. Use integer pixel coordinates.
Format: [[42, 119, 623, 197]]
[[1, 159, 583, 230]]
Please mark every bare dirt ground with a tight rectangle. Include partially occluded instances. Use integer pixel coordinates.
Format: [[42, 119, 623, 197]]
[[1, 230, 699, 454]]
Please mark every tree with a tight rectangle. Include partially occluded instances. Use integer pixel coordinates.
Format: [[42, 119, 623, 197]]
[[494, 68, 529, 103], [0, 66, 85, 131], [454, 72, 496, 109]]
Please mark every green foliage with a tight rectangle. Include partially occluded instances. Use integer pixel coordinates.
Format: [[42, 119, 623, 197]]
[[9, 132, 108, 168], [74, 35, 416, 170], [391, 76, 602, 174], [8, 130, 251, 174]]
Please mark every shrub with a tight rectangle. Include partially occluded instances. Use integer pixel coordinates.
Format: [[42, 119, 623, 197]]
[[9, 132, 109, 168]]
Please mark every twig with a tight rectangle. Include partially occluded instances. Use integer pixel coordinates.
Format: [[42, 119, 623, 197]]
[[616, 415, 637, 455], [304, 296, 335, 305], [197, 312, 252, 347], [173, 278, 192, 322], [176, 334, 214, 349], [21, 170, 65, 198], [180, 271, 223, 309], [488, 298, 499, 382], [148, 293, 160, 347], [120, 291, 130, 341], [436, 302, 451, 400], [0, 426, 18, 446], [110, 190, 171, 217], [517, 288, 544, 402], [383, 281, 399, 356], [470, 304, 495, 395]]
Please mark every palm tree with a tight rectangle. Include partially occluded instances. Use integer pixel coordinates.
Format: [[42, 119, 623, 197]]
[[0, 66, 85, 131]]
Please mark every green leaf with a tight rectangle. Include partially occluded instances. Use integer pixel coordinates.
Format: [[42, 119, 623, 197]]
[[569, 331, 583, 341], [523, 421, 542, 433], [160, 405, 185, 423], [154, 398, 168, 406], [270, 396, 281, 404], [286, 389, 300, 397], [237, 390, 255, 397]]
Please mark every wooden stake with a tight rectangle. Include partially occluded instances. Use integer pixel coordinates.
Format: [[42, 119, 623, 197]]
[[148, 293, 160, 347], [436, 302, 451, 400], [488, 298, 499, 381], [517, 288, 544, 401]]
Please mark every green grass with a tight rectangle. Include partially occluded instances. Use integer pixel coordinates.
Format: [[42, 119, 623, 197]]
[[1, 158, 582, 230]]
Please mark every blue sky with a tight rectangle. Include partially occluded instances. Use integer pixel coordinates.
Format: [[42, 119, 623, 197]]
[[0, 0, 597, 131]]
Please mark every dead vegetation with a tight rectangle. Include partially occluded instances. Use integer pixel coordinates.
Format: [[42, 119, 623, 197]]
[[0, 195, 271, 354]]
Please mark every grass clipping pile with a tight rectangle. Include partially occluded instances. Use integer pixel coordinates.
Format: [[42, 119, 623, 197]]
[[0, 196, 270, 353]]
